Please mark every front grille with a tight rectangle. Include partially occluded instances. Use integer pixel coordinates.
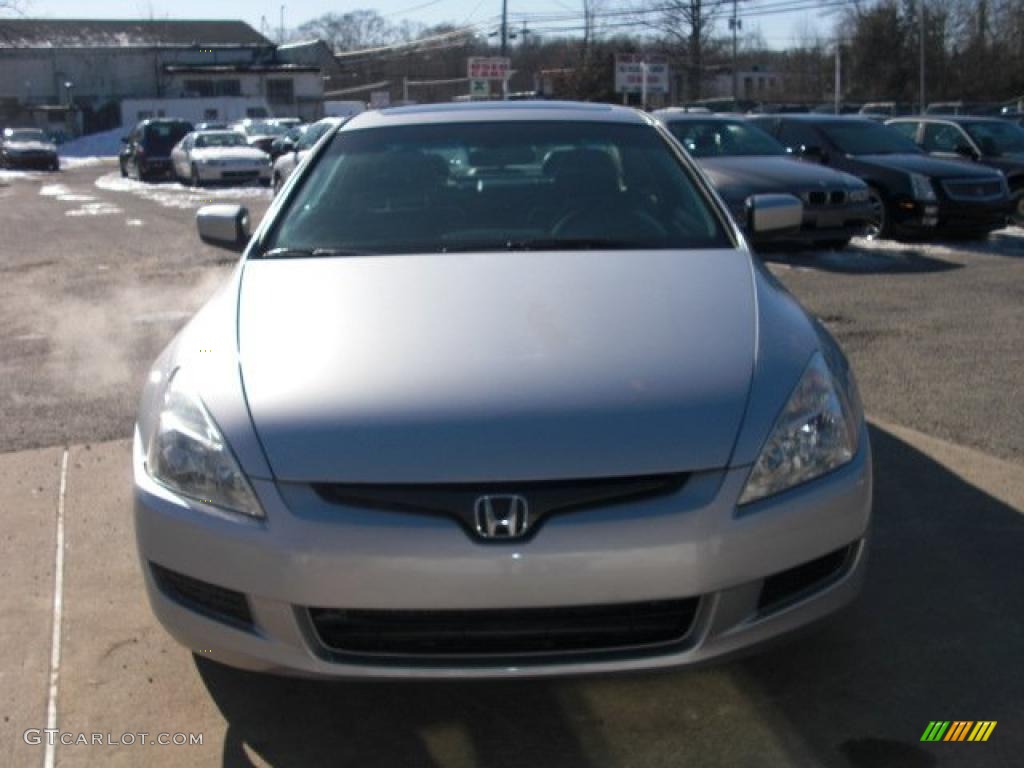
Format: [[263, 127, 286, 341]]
[[829, 190, 847, 205], [941, 178, 1004, 201], [223, 170, 259, 179], [801, 189, 847, 207], [150, 563, 253, 630], [313, 472, 688, 540], [757, 544, 855, 613], [308, 598, 700, 660], [803, 190, 827, 206]]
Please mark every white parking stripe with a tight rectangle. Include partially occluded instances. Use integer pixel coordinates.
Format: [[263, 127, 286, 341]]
[[43, 449, 69, 768]]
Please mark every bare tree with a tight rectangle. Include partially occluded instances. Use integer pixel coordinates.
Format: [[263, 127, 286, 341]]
[[638, 0, 722, 100], [296, 10, 422, 52]]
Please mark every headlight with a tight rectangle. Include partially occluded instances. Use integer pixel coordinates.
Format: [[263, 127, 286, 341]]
[[146, 368, 264, 518], [909, 173, 936, 201], [738, 352, 859, 505], [848, 187, 870, 203]]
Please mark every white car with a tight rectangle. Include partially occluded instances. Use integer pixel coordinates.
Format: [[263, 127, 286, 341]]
[[271, 117, 345, 194], [170, 131, 272, 187]]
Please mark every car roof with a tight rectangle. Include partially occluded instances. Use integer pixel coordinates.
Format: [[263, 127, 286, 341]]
[[652, 111, 744, 123], [345, 100, 652, 130], [891, 115, 1009, 124]]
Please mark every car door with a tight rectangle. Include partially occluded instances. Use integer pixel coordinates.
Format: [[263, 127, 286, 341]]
[[171, 135, 191, 179]]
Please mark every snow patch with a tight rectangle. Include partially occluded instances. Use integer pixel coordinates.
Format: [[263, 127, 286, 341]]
[[125, 219, 144, 227], [95, 172, 271, 210], [58, 127, 124, 159], [65, 202, 122, 217]]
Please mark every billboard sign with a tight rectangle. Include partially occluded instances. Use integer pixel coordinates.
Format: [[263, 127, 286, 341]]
[[468, 57, 511, 81], [615, 54, 670, 94]]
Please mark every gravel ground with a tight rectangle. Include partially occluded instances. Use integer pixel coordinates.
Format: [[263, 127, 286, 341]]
[[1, 162, 1022, 464]]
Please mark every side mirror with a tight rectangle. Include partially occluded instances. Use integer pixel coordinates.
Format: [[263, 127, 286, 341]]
[[801, 145, 826, 163], [196, 204, 251, 252], [747, 194, 803, 234]]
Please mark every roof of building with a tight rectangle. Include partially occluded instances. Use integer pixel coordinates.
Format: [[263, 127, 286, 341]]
[[0, 19, 271, 49]]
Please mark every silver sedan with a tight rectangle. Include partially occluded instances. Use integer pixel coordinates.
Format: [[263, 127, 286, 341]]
[[134, 102, 872, 679]]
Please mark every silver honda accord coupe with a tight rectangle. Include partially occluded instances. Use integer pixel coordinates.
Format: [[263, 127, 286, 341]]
[[133, 101, 872, 679]]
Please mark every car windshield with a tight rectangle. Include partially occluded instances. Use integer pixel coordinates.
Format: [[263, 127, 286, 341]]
[[7, 129, 47, 142], [263, 120, 730, 256], [819, 121, 921, 155], [143, 123, 192, 152], [194, 132, 247, 148], [964, 121, 1024, 155], [665, 119, 786, 158]]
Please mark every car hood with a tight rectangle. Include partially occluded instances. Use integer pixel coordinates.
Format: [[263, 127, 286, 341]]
[[192, 146, 266, 161], [855, 153, 1002, 179], [5, 140, 55, 152], [237, 249, 757, 483], [700, 155, 861, 197]]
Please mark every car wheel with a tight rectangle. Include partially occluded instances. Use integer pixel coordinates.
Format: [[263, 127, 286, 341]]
[[863, 187, 889, 240], [1012, 190, 1024, 227], [50, 159, 59, 172], [190, 165, 202, 188], [119, 158, 127, 177], [272, 174, 282, 195]]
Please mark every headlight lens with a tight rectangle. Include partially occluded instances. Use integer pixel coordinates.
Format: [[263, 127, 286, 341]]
[[146, 368, 264, 518], [848, 187, 870, 203], [909, 173, 937, 201], [738, 352, 859, 505]]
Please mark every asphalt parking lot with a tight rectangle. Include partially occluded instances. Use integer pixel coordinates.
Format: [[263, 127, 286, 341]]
[[1, 162, 1022, 767]]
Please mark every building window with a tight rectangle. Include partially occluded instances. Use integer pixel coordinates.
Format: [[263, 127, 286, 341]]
[[183, 79, 214, 97], [204, 108, 219, 120], [265, 79, 294, 104], [217, 80, 241, 97]]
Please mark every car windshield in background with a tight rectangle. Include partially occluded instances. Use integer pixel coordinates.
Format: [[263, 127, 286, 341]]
[[964, 121, 1024, 155], [244, 122, 289, 136], [264, 121, 730, 256], [144, 123, 191, 152], [820, 121, 922, 155], [666, 120, 787, 158], [7, 129, 47, 142], [194, 132, 247, 148]]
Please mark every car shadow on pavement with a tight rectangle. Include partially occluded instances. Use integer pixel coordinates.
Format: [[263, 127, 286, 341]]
[[736, 424, 1024, 767], [195, 424, 1023, 768]]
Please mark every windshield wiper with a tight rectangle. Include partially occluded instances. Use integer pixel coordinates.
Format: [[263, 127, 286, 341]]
[[261, 246, 371, 258]]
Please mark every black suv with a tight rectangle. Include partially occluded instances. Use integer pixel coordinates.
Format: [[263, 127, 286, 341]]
[[750, 115, 1012, 239], [119, 118, 193, 181], [886, 116, 1024, 224]]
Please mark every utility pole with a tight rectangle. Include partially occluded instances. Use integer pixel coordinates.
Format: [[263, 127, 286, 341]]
[[500, 0, 508, 57], [729, 0, 741, 101], [834, 42, 841, 114], [279, 5, 285, 45], [918, 0, 926, 113]]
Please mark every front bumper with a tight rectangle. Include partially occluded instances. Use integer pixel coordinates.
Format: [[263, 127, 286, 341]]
[[890, 196, 1011, 235], [133, 425, 873, 679], [195, 163, 272, 184], [2, 152, 58, 169], [749, 200, 873, 245]]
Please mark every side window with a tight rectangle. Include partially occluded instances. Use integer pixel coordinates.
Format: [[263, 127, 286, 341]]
[[777, 122, 821, 152], [922, 123, 964, 153], [888, 122, 919, 142], [298, 125, 327, 150]]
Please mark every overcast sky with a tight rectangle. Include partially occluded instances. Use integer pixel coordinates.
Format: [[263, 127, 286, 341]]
[[8, 0, 836, 50]]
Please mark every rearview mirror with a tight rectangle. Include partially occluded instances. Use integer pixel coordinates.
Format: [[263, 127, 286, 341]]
[[747, 194, 803, 234], [196, 204, 251, 252]]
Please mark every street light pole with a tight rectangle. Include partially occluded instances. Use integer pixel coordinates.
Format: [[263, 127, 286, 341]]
[[500, 0, 508, 57], [834, 43, 841, 115], [729, 0, 741, 101], [919, 0, 926, 113]]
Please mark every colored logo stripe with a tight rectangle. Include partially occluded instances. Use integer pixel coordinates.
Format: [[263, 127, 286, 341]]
[[920, 721, 996, 742]]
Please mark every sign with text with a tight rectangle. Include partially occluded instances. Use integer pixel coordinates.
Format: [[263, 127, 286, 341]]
[[468, 57, 511, 81], [615, 54, 670, 94]]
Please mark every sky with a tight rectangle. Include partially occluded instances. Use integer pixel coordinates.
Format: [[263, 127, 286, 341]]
[[5, 0, 842, 51]]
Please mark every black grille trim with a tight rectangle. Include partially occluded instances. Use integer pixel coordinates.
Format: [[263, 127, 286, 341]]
[[150, 563, 254, 630], [757, 544, 856, 614], [307, 598, 700, 663], [313, 473, 689, 541]]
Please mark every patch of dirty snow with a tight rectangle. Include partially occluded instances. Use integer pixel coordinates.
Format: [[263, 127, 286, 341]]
[[95, 172, 271, 210], [65, 202, 122, 217]]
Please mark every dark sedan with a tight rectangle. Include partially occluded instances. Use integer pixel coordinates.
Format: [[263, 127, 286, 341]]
[[887, 116, 1024, 224], [656, 112, 872, 248], [751, 115, 1013, 239], [1, 127, 59, 171]]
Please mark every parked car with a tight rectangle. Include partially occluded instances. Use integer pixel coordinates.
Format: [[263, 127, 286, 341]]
[[230, 118, 298, 154], [169, 130, 271, 187], [271, 117, 344, 194], [0, 127, 59, 171], [655, 111, 872, 248], [134, 101, 872, 679], [119, 118, 193, 181], [751, 115, 1013, 239], [858, 102, 912, 118], [887, 116, 1024, 224]]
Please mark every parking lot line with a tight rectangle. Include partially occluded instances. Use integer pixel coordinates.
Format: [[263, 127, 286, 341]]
[[0, 446, 64, 768], [42, 450, 68, 768]]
